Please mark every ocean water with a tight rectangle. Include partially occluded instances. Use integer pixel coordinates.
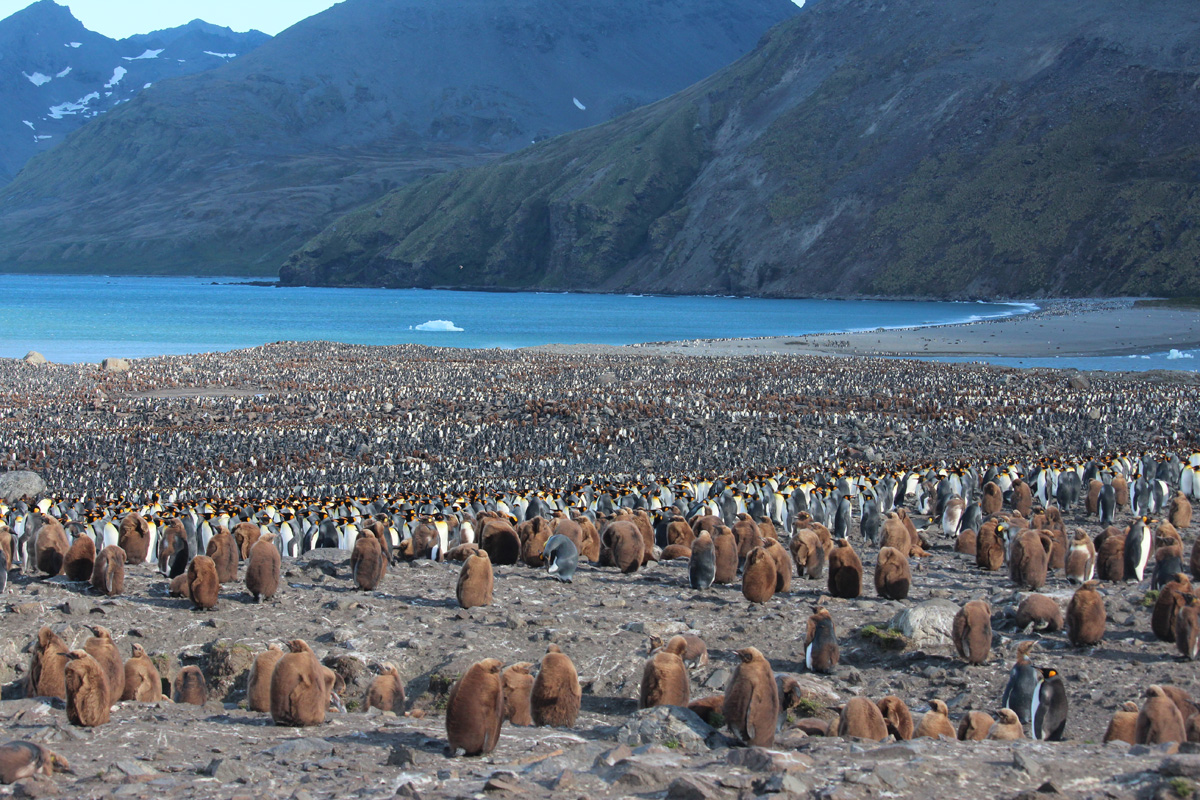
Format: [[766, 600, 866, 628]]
[[0, 274, 1192, 371]]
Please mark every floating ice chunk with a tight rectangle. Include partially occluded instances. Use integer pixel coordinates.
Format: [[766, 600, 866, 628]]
[[144, 83, 152, 89], [413, 320, 464, 332], [203, 51, 237, 59], [23, 72, 52, 86], [104, 66, 127, 88], [66, 42, 81, 48], [124, 49, 164, 61], [56, 66, 72, 78], [22, 120, 34, 130], [1168, 349, 1195, 360], [36, 135, 52, 140], [573, 97, 586, 110]]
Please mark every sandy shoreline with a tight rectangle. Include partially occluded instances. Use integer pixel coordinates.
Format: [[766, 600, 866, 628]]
[[526, 299, 1200, 361]]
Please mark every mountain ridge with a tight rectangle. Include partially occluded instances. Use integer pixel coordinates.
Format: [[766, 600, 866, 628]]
[[279, 0, 1200, 298]]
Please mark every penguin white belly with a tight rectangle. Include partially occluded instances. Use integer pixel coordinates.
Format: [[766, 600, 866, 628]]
[[103, 522, 119, 549], [805, 642, 814, 671]]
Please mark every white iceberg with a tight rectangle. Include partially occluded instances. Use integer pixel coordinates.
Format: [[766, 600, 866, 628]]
[[413, 320, 464, 332], [56, 66, 72, 78], [23, 72, 51, 86], [1168, 349, 1195, 360], [573, 97, 586, 110]]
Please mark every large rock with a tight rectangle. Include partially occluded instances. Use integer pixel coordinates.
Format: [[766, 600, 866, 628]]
[[888, 599, 960, 647], [101, 357, 131, 372], [0, 471, 46, 502], [617, 705, 718, 751], [22, 352, 47, 365]]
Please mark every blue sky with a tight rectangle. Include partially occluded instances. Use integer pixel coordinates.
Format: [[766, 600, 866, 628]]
[[0, 0, 344, 38]]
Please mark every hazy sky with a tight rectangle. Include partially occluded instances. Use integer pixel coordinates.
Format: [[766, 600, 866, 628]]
[[0, 0, 345, 38]]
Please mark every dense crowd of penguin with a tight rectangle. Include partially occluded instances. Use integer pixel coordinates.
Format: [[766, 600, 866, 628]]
[[2, 442, 1200, 782], [3, 344, 1200, 787]]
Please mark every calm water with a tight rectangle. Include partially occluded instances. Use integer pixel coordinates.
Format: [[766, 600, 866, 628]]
[[0, 274, 1193, 371]]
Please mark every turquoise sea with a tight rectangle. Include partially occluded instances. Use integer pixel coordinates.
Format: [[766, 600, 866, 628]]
[[0, 275, 1194, 371]]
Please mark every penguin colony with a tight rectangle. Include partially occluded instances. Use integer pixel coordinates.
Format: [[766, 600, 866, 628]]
[[2, 345, 1200, 792]]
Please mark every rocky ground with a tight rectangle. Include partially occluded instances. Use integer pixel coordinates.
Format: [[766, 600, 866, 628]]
[[1, 498, 1198, 800]]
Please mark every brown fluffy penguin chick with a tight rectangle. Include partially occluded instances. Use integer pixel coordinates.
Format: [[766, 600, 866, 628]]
[[874, 546, 911, 600], [975, 520, 1006, 571], [232, 521, 261, 559], [804, 607, 839, 674], [1152, 573, 1193, 642], [1136, 685, 1186, 744], [955, 528, 977, 556], [247, 645, 285, 713], [1171, 492, 1193, 529], [761, 538, 792, 593], [790, 528, 826, 579], [639, 635, 689, 709], [827, 538, 862, 599], [1176, 594, 1200, 660], [350, 533, 385, 591], [83, 626, 124, 703], [1066, 580, 1106, 646], [64, 650, 109, 727], [26, 626, 70, 700], [712, 526, 738, 585], [205, 529, 238, 583], [688, 695, 725, 726], [741, 547, 776, 604], [90, 545, 126, 597], [723, 647, 779, 747], [981, 482, 1003, 515], [168, 572, 190, 599], [877, 696, 914, 740], [1096, 528, 1126, 581], [1160, 686, 1200, 723], [649, 633, 709, 669], [121, 643, 162, 703], [500, 663, 534, 726], [0, 741, 71, 784], [456, 550, 494, 609], [986, 708, 1025, 740], [834, 696, 888, 741], [1065, 529, 1097, 585], [34, 516, 68, 576], [1009, 529, 1048, 589], [173, 665, 209, 706], [364, 663, 406, 714], [270, 640, 330, 727], [914, 699, 957, 739], [1104, 701, 1140, 744], [186, 555, 220, 610], [445, 658, 505, 756], [660, 544, 692, 560], [245, 533, 281, 602], [1188, 713, 1200, 744], [1015, 593, 1064, 633], [608, 520, 644, 573], [63, 534, 95, 582], [952, 600, 992, 665], [531, 644, 581, 727], [957, 710, 995, 741], [118, 512, 151, 564]]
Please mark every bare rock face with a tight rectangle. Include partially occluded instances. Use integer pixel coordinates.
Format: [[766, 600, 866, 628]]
[[0, 471, 46, 502], [100, 358, 131, 373], [617, 705, 717, 751], [889, 599, 960, 647]]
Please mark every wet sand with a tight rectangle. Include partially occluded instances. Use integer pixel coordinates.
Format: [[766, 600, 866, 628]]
[[534, 301, 1200, 359]]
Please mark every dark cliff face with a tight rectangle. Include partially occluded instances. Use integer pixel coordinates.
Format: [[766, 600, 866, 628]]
[[0, 0, 799, 276], [281, 0, 1200, 299], [0, 1, 267, 185]]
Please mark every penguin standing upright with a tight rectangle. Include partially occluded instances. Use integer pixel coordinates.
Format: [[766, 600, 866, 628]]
[[1124, 518, 1152, 582], [1030, 667, 1068, 741], [805, 607, 838, 674], [1001, 641, 1040, 725]]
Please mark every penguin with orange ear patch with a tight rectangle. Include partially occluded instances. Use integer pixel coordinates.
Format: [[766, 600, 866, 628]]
[[827, 538, 862, 599], [1136, 685, 1186, 744], [722, 647, 778, 747], [64, 650, 109, 727], [957, 710, 994, 741], [876, 696, 913, 740], [952, 600, 992, 665], [874, 546, 910, 600], [834, 696, 888, 741], [1030, 667, 1068, 741], [804, 607, 838, 674], [1066, 580, 1106, 647], [639, 635, 689, 709], [741, 547, 776, 604], [501, 663, 534, 726], [531, 644, 581, 727], [1104, 701, 1139, 744], [914, 699, 956, 739], [445, 658, 505, 756]]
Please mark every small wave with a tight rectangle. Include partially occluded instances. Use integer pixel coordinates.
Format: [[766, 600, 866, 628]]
[[412, 320, 463, 332]]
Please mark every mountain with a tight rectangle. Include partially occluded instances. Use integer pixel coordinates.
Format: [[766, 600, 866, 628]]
[[280, 0, 1200, 299], [0, 0, 799, 276], [0, 1, 268, 184]]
